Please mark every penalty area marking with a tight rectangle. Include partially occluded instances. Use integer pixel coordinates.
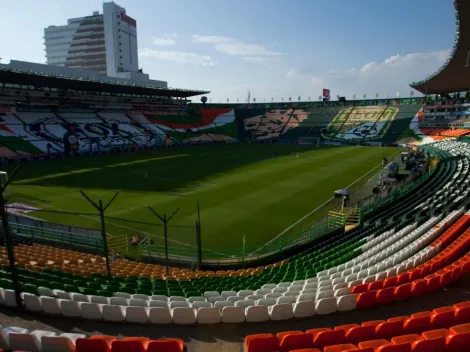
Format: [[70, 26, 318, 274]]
[[251, 149, 402, 254]]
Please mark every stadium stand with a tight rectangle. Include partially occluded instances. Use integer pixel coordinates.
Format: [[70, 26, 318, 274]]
[[0, 139, 467, 326], [2, 2, 470, 350]]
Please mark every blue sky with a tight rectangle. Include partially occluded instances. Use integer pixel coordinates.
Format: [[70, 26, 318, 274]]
[[0, 0, 457, 102]]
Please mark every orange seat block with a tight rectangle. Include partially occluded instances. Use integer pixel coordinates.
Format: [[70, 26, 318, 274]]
[[279, 332, 314, 352], [287, 349, 321, 352], [376, 287, 395, 306], [306, 328, 332, 339], [368, 280, 384, 291], [352, 283, 370, 294], [357, 291, 378, 309], [244, 334, 280, 352], [449, 323, 470, 335], [76, 336, 116, 352], [358, 339, 391, 349], [453, 301, 470, 309], [147, 338, 184, 352], [313, 329, 345, 349], [276, 331, 303, 341], [383, 276, 398, 289], [411, 279, 427, 297], [390, 334, 421, 345], [90, 335, 117, 347], [396, 273, 410, 285], [361, 320, 385, 328], [412, 337, 445, 352], [430, 307, 455, 329], [445, 329, 470, 352], [403, 312, 431, 334], [393, 283, 412, 301], [111, 339, 148, 352], [345, 325, 376, 345], [376, 321, 404, 340], [323, 344, 358, 352], [454, 306, 470, 325], [335, 324, 360, 332], [421, 329, 449, 340]]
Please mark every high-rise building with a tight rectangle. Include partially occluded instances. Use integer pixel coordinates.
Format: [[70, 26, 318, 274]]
[[44, 2, 138, 78]]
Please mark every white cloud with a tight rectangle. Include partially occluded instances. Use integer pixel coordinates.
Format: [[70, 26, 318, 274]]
[[152, 38, 176, 46], [286, 50, 451, 98], [311, 76, 323, 85], [152, 33, 177, 46], [192, 35, 233, 44], [242, 56, 277, 64], [192, 35, 284, 63], [139, 48, 215, 67]]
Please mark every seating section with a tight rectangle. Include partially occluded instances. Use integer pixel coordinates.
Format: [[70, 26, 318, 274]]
[[0, 102, 426, 158], [0, 108, 238, 158], [419, 128, 470, 141], [245, 302, 470, 352], [0, 328, 184, 352], [1, 138, 470, 329]]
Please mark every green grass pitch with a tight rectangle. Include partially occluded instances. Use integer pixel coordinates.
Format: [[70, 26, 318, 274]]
[[1, 144, 397, 253]]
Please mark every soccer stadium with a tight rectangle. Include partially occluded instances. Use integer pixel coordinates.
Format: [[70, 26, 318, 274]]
[[0, 0, 470, 351]]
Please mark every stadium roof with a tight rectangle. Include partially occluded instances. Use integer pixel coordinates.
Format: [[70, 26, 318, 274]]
[[410, 0, 470, 95], [0, 66, 210, 98]]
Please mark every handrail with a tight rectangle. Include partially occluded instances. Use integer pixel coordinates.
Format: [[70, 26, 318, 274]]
[[4, 222, 103, 250]]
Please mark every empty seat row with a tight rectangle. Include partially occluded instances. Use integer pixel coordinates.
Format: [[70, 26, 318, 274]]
[[245, 301, 470, 352], [0, 327, 183, 352]]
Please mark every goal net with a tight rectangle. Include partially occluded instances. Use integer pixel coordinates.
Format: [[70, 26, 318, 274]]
[[0, 172, 10, 197], [298, 137, 320, 146]]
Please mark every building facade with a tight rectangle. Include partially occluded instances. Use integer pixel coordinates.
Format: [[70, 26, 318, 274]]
[[44, 2, 138, 78]]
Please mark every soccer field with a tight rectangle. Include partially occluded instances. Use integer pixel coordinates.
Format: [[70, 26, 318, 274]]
[[1, 144, 397, 253]]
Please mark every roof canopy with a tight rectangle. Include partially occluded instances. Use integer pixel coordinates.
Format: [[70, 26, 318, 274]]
[[410, 0, 470, 95], [0, 67, 209, 98]]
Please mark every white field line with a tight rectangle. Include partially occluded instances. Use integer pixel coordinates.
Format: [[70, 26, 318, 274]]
[[107, 183, 217, 217], [251, 149, 402, 254], [107, 196, 176, 216]]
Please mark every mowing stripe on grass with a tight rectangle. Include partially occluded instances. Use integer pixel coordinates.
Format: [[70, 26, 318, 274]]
[[11, 195, 203, 250], [252, 149, 402, 254]]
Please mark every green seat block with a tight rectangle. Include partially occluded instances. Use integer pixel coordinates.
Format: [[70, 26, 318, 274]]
[[136, 288, 152, 295], [81, 288, 98, 296], [21, 283, 38, 295], [63, 284, 79, 293], [0, 278, 13, 290]]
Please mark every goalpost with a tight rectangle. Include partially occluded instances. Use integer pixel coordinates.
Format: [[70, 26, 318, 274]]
[[0, 172, 11, 197], [298, 136, 320, 147]]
